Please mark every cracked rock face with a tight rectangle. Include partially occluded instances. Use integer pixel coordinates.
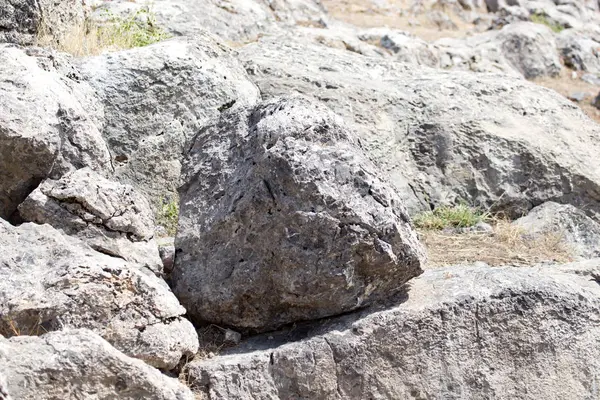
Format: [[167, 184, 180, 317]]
[[0, 44, 112, 220], [18, 168, 162, 273], [0, 0, 87, 45], [77, 35, 260, 207], [513, 201, 600, 259], [184, 262, 600, 399], [0, 329, 194, 400], [239, 37, 600, 218], [172, 95, 426, 333], [0, 220, 198, 370]]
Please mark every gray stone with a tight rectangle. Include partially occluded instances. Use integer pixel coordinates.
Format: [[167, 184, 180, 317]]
[[594, 92, 600, 108], [90, 0, 326, 43], [568, 91, 589, 102], [0, 220, 198, 370], [0, 329, 194, 400], [78, 36, 260, 207], [18, 168, 162, 273], [0, 0, 87, 45], [557, 26, 600, 73], [582, 72, 600, 85], [436, 22, 561, 79], [0, 44, 111, 220], [239, 37, 600, 219], [184, 263, 600, 400], [362, 28, 439, 66], [513, 201, 600, 259], [157, 237, 176, 274], [173, 95, 426, 333]]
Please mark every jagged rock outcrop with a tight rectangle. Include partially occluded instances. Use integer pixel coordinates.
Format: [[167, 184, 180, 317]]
[[172, 95, 426, 332], [513, 201, 600, 259], [78, 35, 260, 206], [0, 0, 87, 45], [0, 44, 111, 220], [0, 329, 194, 400], [240, 37, 600, 219], [0, 220, 198, 369], [18, 168, 162, 272], [184, 262, 600, 399]]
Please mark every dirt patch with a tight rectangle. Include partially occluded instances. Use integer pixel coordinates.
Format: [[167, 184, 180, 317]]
[[534, 70, 600, 123], [420, 220, 574, 268]]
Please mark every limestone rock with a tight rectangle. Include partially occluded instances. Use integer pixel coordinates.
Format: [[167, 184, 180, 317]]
[[78, 36, 260, 206], [0, 220, 198, 370], [18, 168, 162, 273], [0, 44, 111, 220], [513, 201, 600, 259], [0, 329, 194, 400], [173, 95, 426, 332], [90, 0, 326, 43], [239, 37, 600, 219], [557, 26, 600, 73], [184, 262, 600, 399], [0, 0, 87, 45]]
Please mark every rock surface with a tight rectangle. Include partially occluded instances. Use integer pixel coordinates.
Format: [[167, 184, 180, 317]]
[[0, 329, 194, 400], [184, 262, 600, 399], [0, 220, 198, 369], [0, 0, 87, 45], [78, 36, 260, 206], [240, 37, 600, 218], [18, 168, 162, 272], [173, 95, 426, 332], [557, 26, 600, 73], [513, 201, 600, 259], [0, 44, 111, 220], [91, 0, 326, 43]]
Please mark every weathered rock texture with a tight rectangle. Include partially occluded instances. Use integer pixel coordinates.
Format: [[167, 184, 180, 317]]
[[0, 44, 111, 220], [557, 26, 600, 73], [0, 329, 194, 400], [0, 0, 87, 45], [436, 22, 561, 78], [240, 38, 600, 219], [173, 96, 426, 332], [78, 36, 260, 206], [18, 168, 162, 272], [513, 201, 600, 259], [184, 262, 600, 399], [0, 220, 198, 370], [91, 0, 326, 43]]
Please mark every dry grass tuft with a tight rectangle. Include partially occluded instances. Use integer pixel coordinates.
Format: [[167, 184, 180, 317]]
[[36, 7, 170, 56], [420, 219, 573, 268], [413, 204, 490, 230]]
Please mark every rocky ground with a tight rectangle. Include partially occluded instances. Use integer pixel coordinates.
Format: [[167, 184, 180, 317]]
[[1, 0, 600, 399]]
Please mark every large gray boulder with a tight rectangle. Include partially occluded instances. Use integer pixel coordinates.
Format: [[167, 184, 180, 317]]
[[0, 0, 87, 45], [435, 21, 561, 78], [172, 95, 426, 333], [184, 262, 600, 399], [78, 36, 260, 206], [0, 329, 194, 400], [513, 201, 600, 259], [0, 220, 198, 370], [0, 44, 111, 220], [239, 37, 600, 219], [557, 26, 600, 73], [18, 168, 162, 273]]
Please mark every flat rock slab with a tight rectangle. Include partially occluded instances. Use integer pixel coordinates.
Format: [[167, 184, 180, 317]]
[[0, 329, 194, 400], [239, 37, 600, 218], [184, 262, 600, 399], [18, 168, 162, 272], [0, 220, 198, 370], [173, 95, 425, 333]]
